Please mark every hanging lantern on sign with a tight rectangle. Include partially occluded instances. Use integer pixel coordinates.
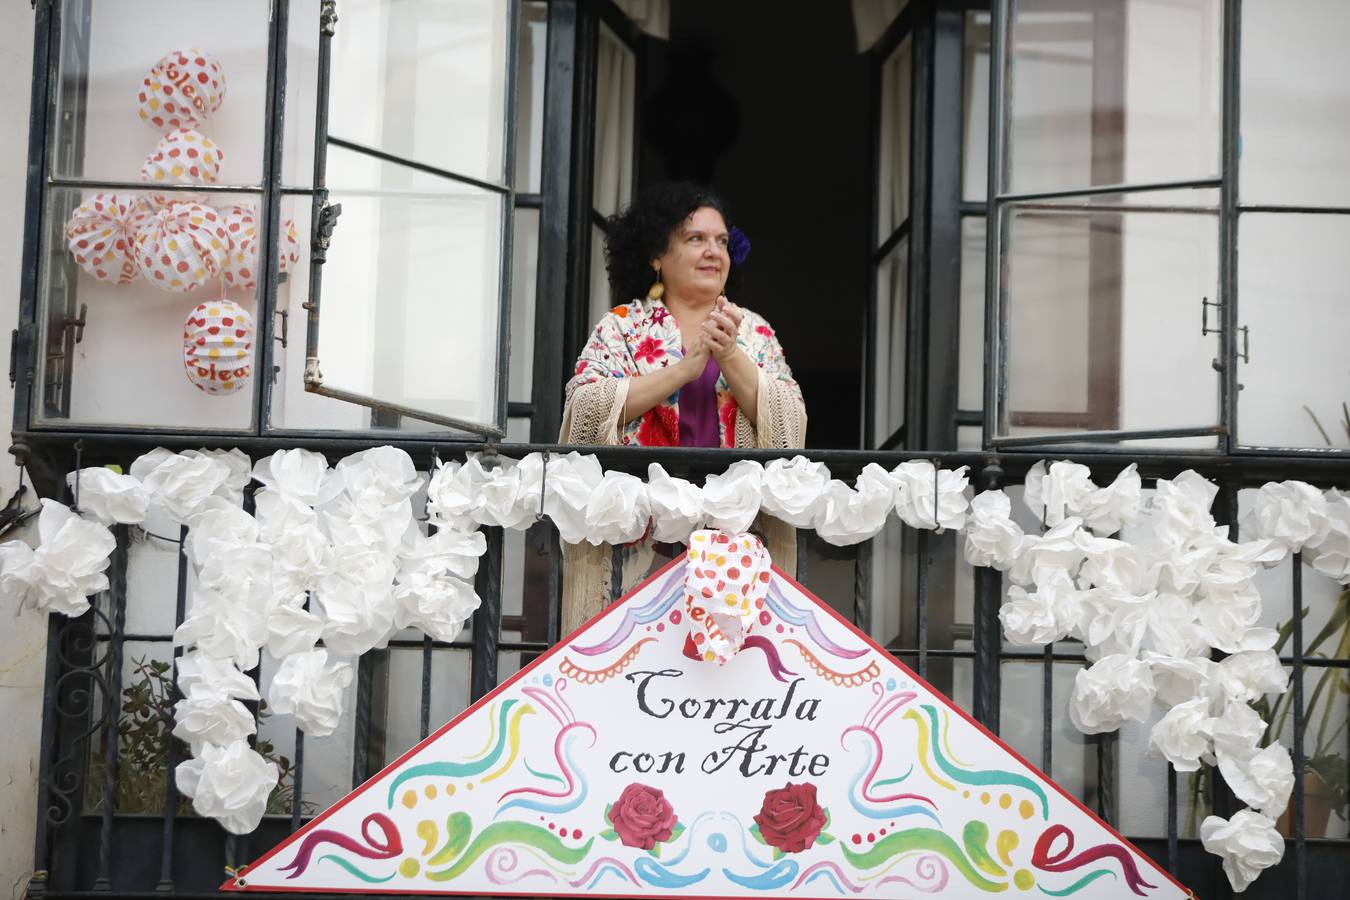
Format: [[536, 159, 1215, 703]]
[[140, 128, 224, 208], [64, 192, 153, 285], [137, 48, 227, 133], [183, 298, 254, 396], [135, 201, 228, 292], [219, 206, 302, 290]]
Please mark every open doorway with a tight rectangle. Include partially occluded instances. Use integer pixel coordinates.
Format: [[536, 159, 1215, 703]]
[[637, 0, 872, 449]]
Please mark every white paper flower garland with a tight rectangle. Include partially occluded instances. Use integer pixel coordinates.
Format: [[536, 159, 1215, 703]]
[[1, 449, 1345, 891]]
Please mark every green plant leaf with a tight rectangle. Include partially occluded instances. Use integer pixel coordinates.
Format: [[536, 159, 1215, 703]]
[[749, 824, 767, 845], [816, 832, 836, 846], [667, 822, 686, 843], [648, 842, 662, 858], [599, 828, 619, 842]]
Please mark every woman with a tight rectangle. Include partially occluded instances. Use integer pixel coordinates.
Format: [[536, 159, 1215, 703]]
[[560, 182, 806, 629]]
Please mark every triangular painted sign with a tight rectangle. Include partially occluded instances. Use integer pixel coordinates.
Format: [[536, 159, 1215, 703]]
[[227, 557, 1190, 898]]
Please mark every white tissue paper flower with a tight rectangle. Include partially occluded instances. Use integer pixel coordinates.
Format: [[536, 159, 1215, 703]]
[[267, 649, 354, 737], [1214, 650, 1288, 705], [1024, 460, 1096, 527], [132, 449, 232, 523], [399, 528, 486, 581], [892, 461, 969, 531], [1149, 697, 1213, 771], [1140, 593, 1209, 660], [425, 458, 478, 526], [251, 448, 332, 505], [0, 541, 41, 611], [542, 452, 604, 544], [1144, 653, 1216, 708], [1080, 464, 1143, 535], [701, 459, 765, 534], [1243, 480, 1331, 553], [1076, 534, 1161, 594], [1219, 742, 1294, 818], [1194, 585, 1279, 654], [394, 571, 478, 642], [1207, 700, 1266, 762], [1308, 489, 1350, 583], [314, 576, 398, 657], [17, 500, 116, 616], [175, 740, 278, 835], [65, 467, 150, 526], [1007, 518, 1086, 587], [1194, 535, 1284, 599], [427, 455, 532, 530], [813, 464, 896, 546], [1148, 470, 1219, 550], [646, 464, 704, 543], [1078, 587, 1154, 661], [174, 587, 269, 670], [264, 596, 325, 658], [187, 449, 252, 506], [584, 470, 651, 545], [176, 652, 258, 701], [1200, 809, 1284, 893], [1068, 654, 1156, 734], [474, 457, 533, 529], [333, 446, 422, 508], [999, 567, 1084, 646], [963, 491, 1025, 571], [172, 691, 256, 756], [760, 456, 830, 528]]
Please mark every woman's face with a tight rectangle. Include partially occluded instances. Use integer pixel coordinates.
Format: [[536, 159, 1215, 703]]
[[653, 206, 730, 301]]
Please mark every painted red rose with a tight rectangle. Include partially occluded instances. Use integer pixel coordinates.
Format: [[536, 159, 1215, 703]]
[[754, 782, 826, 853], [607, 783, 677, 850]]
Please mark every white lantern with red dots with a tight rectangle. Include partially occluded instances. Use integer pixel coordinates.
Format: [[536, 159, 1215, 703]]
[[219, 206, 302, 290], [64, 193, 153, 284], [140, 129, 224, 208], [183, 299, 254, 396], [138, 48, 226, 133], [135, 202, 228, 292], [218, 204, 259, 289]]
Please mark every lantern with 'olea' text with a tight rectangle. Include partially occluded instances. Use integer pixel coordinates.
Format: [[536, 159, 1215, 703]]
[[138, 48, 226, 133], [135, 202, 228, 292], [183, 299, 254, 396]]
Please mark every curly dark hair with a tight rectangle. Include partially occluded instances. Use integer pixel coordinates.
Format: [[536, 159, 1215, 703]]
[[603, 181, 743, 305]]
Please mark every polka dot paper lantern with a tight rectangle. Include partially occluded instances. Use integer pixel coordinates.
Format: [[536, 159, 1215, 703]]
[[135, 202, 228, 292], [64, 193, 152, 284], [140, 129, 224, 207], [219, 204, 259, 289], [183, 299, 254, 395], [219, 207, 302, 290], [138, 48, 226, 133]]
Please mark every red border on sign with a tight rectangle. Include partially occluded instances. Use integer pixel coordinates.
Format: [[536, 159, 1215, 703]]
[[223, 554, 1192, 898]]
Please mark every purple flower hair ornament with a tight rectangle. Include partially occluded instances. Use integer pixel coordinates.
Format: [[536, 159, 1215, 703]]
[[728, 226, 751, 266]]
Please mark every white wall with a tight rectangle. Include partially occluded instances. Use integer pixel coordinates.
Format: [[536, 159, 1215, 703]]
[[0, 5, 44, 897]]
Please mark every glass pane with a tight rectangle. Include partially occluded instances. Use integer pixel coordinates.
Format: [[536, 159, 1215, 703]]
[[873, 239, 908, 445], [508, 207, 539, 404], [36, 186, 259, 429], [868, 519, 905, 646], [963, 11, 990, 203], [999, 190, 1220, 443], [592, 24, 635, 216], [328, 0, 510, 185], [515, 2, 549, 193], [52, 0, 269, 186], [959, 216, 985, 411], [283, 0, 320, 188], [1005, 0, 1221, 196], [315, 146, 504, 429], [1241, 0, 1350, 206], [1238, 214, 1350, 449], [877, 35, 912, 242]]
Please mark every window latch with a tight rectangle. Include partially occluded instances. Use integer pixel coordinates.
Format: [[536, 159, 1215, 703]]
[[1202, 296, 1250, 370], [312, 201, 343, 265]]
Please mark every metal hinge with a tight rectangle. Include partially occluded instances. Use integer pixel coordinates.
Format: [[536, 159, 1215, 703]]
[[1202, 296, 1250, 371], [9, 329, 17, 387], [321, 0, 338, 36], [312, 201, 343, 265]]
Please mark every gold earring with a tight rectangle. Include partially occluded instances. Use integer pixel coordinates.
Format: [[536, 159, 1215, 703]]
[[647, 268, 665, 301]]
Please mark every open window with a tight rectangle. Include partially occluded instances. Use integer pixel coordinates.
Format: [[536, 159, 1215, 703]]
[[297, 0, 519, 437], [986, 0, 1224, 450]]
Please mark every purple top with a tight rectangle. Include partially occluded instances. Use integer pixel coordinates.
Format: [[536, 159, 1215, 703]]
[[678, 358, 722, 447]]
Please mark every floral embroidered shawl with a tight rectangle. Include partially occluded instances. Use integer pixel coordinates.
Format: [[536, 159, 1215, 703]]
[[564, 298, 802, 448]]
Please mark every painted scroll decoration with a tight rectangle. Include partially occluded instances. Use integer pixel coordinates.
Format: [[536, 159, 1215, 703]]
[[226, 558, 1190, 898]]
